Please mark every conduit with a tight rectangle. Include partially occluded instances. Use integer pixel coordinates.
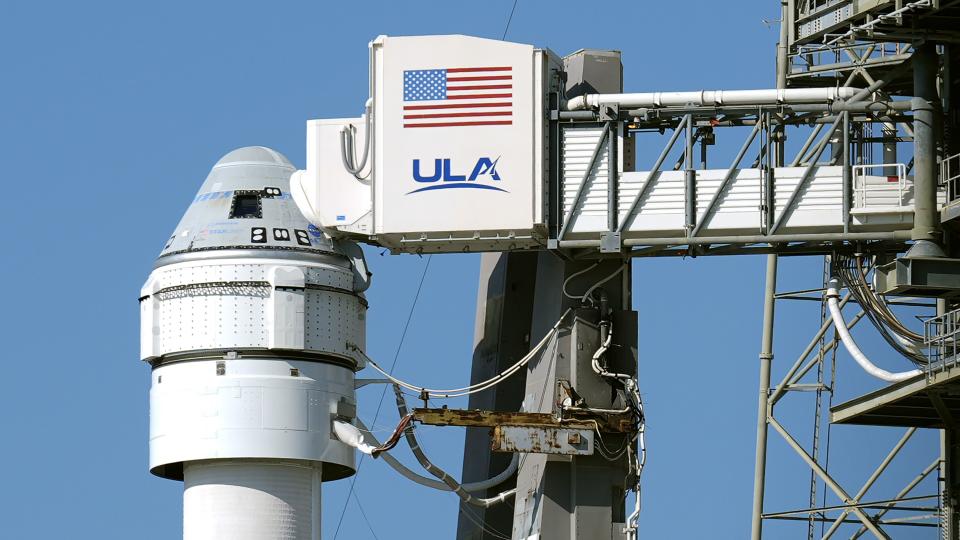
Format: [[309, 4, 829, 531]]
[[350, 309, 569, 398], [826, 279, 921, 383], [565, 87, 859, 111], [333, 419, 520, 493], [391, 385, 515, 507]]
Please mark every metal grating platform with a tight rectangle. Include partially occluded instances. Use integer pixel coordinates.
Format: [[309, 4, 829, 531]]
[[831, 364, 960, 427]]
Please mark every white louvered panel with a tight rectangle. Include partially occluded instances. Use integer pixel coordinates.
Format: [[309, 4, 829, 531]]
[[561, 128, 610, 217], [617, 171, 686, 235], [561, 156, 920, 240], [773, 166, 844, 232]]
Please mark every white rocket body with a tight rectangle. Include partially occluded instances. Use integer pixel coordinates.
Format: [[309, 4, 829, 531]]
[[139, 147, 370, 539]]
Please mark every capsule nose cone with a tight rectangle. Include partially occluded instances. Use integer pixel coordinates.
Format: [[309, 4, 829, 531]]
[[157, 146, 335, 260], [213, 146, 295, 169]]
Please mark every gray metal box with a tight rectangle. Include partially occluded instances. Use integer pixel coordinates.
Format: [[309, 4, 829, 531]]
[[563, 49, 622, 98], [875, 257, 960, 298]]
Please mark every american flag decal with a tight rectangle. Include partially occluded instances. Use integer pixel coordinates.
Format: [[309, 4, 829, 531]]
[[402, 66, 513, 128]]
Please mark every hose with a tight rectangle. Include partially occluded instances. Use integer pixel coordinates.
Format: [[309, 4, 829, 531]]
[[333, 419, 520, 493], [562, 263, 626, 304], [826, 279, 921, 383], [391, 384, 515, 507], [834, 255, 927, 366], [340, 100, 373, 179], [350, 309, 569, 398]]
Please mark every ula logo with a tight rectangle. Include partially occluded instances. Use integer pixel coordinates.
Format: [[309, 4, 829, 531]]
[[407, 157, 507, 194]]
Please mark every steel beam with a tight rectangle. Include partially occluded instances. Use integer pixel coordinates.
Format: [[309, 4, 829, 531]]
[[819, 428, 917, 539], [457, 252, 539, 540], [510, 255, 635, 540], [751, 255, 777, 540], [557, 230, 913, 250], [850, 460, 941, 539], [768, 417, 892, 539]]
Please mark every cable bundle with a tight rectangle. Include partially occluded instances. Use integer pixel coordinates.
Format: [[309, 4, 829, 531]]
[[834, 254, 928, 366]]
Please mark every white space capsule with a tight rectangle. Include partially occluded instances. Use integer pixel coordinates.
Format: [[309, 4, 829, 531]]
[[139, 147, 370, 540]]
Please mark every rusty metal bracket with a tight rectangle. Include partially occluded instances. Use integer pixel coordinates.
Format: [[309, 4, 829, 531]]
[[411, 407, 634, 433]]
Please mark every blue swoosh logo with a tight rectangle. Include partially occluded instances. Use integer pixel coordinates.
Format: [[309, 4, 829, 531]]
[[407, 183, 509, 195]]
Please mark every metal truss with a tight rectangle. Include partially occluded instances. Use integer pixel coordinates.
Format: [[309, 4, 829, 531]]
[[750, 255, 941, 539], [552, 101, 916, 257]]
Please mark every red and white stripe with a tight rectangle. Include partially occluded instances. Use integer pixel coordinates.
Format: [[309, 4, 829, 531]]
[[403, 66, 513, 128]]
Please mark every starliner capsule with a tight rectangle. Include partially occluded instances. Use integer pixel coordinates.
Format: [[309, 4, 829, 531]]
[[139, 146, 370, 540]]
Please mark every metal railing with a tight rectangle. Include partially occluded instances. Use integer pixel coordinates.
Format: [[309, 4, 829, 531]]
[[942, 152, 960, 203], [923, 307, 960, 380], [852, 163, 908, 209]]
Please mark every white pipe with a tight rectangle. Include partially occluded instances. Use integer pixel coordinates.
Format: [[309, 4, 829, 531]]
[[826, 280, 921, 383], [565, 87, 860, 111]]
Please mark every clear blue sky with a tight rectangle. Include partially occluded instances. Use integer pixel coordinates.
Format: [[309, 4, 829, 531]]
[[0, 1, 939, 538]]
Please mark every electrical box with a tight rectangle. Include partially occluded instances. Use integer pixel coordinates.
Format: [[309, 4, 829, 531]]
[[563, 49, 622, 97]]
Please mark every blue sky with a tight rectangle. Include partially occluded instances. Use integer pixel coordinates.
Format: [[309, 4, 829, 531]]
[[0, 1, 939, 538]]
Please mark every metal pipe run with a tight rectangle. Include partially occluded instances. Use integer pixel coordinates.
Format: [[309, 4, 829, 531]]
[[566, 87, 860, 111], [910, 43, 943, 250]]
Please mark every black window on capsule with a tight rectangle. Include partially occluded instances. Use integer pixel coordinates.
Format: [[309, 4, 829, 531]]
[[229, 191, 262, 219]]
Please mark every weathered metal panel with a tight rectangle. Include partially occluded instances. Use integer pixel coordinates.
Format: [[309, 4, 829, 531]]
[[492, 425, 594, 456]]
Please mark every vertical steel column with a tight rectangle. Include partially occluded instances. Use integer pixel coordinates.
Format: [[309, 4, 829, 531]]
[[776, 0, 789, 94], [910, 43, 944, 253], [753, 14, 788, 534], [842, 111, 851, 232], [685, 116, 696, 233], [882, 122, 898, 177], [609, 121, 620, 232], [763, 114, 775, 233], [511, 254, 635, 540], [458, 252, 539, 539], [938, 296, 960, 540], [751, 254, 778, 540]]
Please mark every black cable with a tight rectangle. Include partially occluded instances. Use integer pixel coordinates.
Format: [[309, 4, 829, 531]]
[[332, 255, 433, 539], [352, 489, 381, 540], [833, 254, 926, 365], [501, 0, 518, 40]]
